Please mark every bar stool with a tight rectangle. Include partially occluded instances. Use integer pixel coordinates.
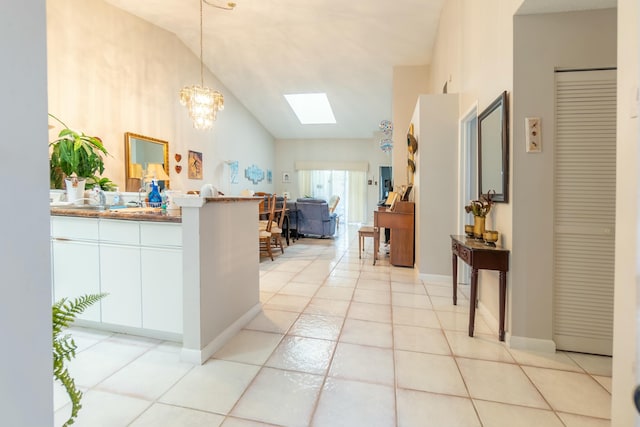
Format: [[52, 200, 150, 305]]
[[358, 226, 377, 265]]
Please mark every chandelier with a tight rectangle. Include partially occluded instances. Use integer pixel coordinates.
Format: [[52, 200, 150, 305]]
[[179, 0, 226, 130]]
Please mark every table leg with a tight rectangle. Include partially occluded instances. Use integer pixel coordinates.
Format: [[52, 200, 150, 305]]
[[468, 268, 478, 337], [284, 215, 290, 246], [452, 253, 458, 306], [499, 270, 506, 341], [358, 232, 362, 259], [373, 228, 378, 266]]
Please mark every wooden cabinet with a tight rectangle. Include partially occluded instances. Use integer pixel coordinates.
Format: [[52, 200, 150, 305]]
[[374, 201, 415, 267]]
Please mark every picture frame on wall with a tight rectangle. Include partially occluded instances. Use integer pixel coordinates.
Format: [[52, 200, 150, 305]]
[[188, 150, 203, 179], [282, 171, 291, 183]]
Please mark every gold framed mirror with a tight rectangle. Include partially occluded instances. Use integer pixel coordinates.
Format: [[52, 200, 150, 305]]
[[124, 132, 169, 192]]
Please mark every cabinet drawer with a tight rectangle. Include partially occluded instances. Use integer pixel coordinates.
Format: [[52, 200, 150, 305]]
[[140, 223, 182, 247], [51, 217, 99, 240], [458, 246, 472, 264], [99, 220, 140, 245]]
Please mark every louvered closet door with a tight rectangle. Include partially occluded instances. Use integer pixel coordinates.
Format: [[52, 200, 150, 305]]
[[553, 69, 616, 356]]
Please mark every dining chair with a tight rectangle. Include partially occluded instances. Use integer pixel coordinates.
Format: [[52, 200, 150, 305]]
[[270, 196, 287, 253], [259, 194, 276, 261]]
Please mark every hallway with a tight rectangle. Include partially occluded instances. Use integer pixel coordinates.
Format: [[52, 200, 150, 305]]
[[54, 224, 612, 426]]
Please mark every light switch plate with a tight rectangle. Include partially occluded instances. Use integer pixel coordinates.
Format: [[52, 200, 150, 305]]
[[525, 117, 541, 153]]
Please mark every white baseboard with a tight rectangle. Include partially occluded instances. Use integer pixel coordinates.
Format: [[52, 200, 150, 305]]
[[420, 273, 452, 285], [181, 303, 262, 365], [74, 319, 182, 342], [509, 335, 557, 353]]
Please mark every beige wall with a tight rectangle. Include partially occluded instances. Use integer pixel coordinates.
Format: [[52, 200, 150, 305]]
[[612, 0, 639, 424], [47, 0, 275, 195], [392, 66, 430, 188], [421, 0, 520, 329]]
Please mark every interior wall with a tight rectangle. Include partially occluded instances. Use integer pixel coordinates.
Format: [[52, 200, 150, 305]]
[[612, 0, 639, 424], [46, 0, 274, 195], [275, 138, 391, 222], [392, 66, 430, 188], [412, 94, 460, 278], [0, 1, 52, 425], [512, 9, 617, 345], [426, 0, 520, 329]]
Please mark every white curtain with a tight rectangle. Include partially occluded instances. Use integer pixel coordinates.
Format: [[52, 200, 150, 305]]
[[297, 170, 367, 223]]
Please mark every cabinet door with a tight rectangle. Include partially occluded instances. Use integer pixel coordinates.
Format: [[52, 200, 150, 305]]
[[51, 240, 101, 321], [100, 243, 142, 327], [141, 247, 182, 334]]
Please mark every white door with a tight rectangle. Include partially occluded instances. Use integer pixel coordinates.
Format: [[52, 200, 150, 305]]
[[553, 69, 616, 355]]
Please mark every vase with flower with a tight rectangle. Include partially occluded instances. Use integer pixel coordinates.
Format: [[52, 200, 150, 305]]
[[465, 191, 495, 239]]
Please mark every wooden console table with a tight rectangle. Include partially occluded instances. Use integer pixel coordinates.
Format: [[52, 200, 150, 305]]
[[450, 235, 510, 341]]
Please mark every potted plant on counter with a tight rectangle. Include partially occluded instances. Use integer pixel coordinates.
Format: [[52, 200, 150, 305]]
[[49, 114, 115, 201]]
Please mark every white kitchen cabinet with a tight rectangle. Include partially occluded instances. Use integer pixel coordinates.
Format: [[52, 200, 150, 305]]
[[51, 239, 101, 321], [99, 243, 142, 327], [51, 215, 183, 337], [141, 246, 182, 334]]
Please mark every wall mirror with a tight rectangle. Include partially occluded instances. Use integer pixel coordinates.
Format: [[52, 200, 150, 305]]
[[478, 91, 509, 203], [124, 132, 169, 192]]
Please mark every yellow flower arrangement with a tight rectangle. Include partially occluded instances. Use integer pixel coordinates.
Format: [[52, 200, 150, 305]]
[[464, 190, 495, 218]]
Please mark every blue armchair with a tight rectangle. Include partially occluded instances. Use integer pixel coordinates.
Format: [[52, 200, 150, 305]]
[[295, 198, 337, 237]]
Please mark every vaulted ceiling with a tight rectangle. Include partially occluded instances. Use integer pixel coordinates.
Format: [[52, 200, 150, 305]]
[[103, 0, 616, 140]]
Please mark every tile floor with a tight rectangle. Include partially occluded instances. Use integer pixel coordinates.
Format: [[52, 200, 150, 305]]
[[54, 224, 612, 426]]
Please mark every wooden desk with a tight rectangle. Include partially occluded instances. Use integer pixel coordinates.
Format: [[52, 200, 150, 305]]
[[374, 202, 415, 267], [450, 235, 509, 341]]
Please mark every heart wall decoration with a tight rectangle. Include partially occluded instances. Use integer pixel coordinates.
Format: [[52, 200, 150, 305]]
[[175, 165, 182, 174], [175, 153, 182, 162]]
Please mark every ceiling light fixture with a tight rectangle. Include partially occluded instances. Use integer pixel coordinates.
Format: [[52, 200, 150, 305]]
[[179, 0, 225, 130]]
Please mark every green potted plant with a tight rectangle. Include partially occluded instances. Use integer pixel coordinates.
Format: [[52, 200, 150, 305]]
[[53, 293, 106, 426], [48, 114, 115, 198]]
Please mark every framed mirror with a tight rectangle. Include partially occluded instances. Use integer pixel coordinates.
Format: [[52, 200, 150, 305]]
[[124, 132, 169, 192], [478, 91, 509, 203]]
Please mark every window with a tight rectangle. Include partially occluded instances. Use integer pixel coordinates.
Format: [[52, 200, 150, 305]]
[[297, 170, 367, 223]]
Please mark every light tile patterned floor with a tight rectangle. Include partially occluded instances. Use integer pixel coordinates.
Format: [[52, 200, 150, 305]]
[[54, 224, 612, 426]]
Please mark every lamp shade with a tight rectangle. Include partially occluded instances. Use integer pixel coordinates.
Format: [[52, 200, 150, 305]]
[[129, 163, 143, 178], [146, 163, 170, 181]]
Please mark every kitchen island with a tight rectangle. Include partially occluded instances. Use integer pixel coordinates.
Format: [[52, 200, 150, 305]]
[[50, 196, 261, 364]]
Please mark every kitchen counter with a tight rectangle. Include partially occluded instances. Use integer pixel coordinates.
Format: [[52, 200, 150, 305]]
[[50, 206, 182, 223]]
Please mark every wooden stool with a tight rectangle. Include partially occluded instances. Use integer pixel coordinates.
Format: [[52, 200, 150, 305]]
[[358, 226, 377, 265]]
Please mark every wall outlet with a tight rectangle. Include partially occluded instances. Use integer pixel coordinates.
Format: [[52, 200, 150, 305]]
[[525, 117, 541, 153]]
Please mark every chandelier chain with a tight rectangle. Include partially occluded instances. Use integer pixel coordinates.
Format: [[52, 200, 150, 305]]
[[199, 0, 204, 87]]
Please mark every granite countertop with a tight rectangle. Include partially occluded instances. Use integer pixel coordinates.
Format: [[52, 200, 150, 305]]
[[50, 206, 182, 223]]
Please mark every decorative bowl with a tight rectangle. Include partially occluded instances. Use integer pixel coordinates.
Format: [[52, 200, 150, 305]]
[[483, 230, 499, 245], [464, 224, 474, 237]]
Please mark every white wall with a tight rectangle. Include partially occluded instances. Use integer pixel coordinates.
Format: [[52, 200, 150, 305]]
[[275, 138, 392, 223], [47, 0, 274, 196], [0, 1, 52, 425], [412, 94, 460, 278], [612, 0, 639, 424], [512, 9, 617, 344]]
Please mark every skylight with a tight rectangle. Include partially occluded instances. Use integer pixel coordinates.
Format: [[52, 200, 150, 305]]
[[284, 93, 336, 124]]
